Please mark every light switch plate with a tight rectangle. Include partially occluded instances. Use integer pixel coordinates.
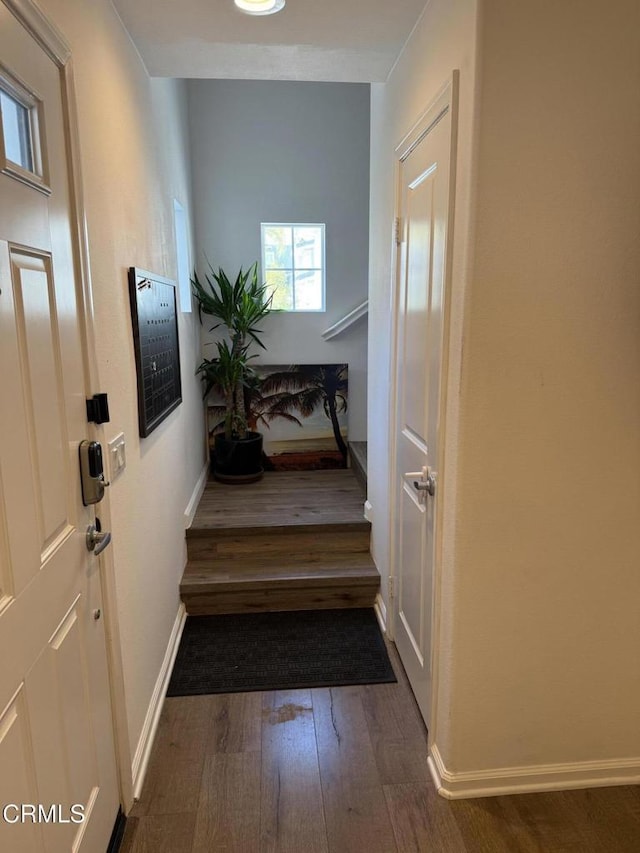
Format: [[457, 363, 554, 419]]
[[108, 432, 126, 479]]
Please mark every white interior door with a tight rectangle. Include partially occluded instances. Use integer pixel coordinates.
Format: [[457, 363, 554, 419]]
[[392, 85, 454, 729], [0, 5, 120, 851]]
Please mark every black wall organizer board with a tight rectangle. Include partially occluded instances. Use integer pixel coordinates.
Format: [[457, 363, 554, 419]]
[[128, 267, 182, 437]]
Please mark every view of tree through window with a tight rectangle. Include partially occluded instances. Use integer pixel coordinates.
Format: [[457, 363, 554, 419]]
[[261, 223, 325, 312]]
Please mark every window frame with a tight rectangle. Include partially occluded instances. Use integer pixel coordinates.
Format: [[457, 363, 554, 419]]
[[0, 63, 50, 195], [261, 222, 326, 313]]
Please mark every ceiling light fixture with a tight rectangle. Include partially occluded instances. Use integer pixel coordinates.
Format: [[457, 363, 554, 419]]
[[234, 0, 285, 15]]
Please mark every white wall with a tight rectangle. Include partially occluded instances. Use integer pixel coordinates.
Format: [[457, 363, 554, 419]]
[[38, 0, 206, 779], [447, 0, 640, 782], [188, 80, 370, 440], [370, 0, 640, 793]]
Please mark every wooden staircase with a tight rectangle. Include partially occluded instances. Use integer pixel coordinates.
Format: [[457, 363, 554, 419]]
[[180, 470, 378, 615]]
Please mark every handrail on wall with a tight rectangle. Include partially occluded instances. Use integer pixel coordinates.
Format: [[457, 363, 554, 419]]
[[321, 299, 368, 340]]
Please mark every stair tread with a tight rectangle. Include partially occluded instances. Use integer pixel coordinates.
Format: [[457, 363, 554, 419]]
[[181, 555, 379, 593], [190, 470, 367, 531]]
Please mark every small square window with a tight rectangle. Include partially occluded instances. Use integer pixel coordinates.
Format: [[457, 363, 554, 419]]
[[261, 223, 325, 312]]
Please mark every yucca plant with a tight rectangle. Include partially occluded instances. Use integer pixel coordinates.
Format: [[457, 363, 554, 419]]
[[192, 262, 273, 442], [195, 340, 252, 440]]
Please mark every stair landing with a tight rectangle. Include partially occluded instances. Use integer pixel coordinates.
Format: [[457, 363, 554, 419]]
[[181, 470, 378, 615], [190, 468, 367, 530]]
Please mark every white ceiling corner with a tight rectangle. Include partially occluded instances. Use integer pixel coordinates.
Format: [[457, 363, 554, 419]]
[[112, 0, 428, 82]]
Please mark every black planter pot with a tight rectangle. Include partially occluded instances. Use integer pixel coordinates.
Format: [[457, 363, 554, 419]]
[[212, 431, 264, 484]]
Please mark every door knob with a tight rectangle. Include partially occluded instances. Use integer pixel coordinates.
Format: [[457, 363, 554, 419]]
[[413, 472, 436, 497], [86, 524, 112, 555]]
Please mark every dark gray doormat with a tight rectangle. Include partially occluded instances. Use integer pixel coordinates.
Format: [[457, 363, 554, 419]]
[[166, 608, 397, 696]]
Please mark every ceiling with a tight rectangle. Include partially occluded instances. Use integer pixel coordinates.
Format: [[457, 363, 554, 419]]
[[112, 0, 428, 83]]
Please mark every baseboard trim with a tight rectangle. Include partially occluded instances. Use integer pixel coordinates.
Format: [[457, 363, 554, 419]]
[[184, 463, 208, 529], [428, 743, 640, 800], [374, 593, 387, 634], [131, 604, 187, 800]]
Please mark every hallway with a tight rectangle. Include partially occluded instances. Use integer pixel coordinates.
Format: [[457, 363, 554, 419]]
[[120, 642, 640, 852], [1, 2, 639, 850]]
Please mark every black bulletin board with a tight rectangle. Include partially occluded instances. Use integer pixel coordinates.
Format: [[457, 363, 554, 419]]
[[128, 267, 182, 437]]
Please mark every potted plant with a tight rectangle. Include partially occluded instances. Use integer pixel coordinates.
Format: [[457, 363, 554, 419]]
[[192, 262, 273, 483]]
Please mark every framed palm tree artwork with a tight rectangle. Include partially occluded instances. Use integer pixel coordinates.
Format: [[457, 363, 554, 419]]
[[206, 363, 348, 471]]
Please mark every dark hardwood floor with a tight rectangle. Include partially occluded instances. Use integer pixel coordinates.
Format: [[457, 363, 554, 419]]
[[120, 641, 640, 852]]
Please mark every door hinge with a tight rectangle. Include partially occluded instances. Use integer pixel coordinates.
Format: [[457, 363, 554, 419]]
[[394, 216, 403, 245], [388, 576, 396, 600]]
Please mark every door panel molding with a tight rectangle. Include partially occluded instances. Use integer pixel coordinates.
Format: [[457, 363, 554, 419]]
[[9, 247, 71, 552], [0, 686, 43, 851], [0, 445, 15, 612]]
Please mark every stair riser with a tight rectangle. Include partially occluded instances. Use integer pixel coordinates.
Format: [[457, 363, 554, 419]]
[[187, 529, 371, 563], [183, 584, 378, 616], [181, 573, 379, 596]]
